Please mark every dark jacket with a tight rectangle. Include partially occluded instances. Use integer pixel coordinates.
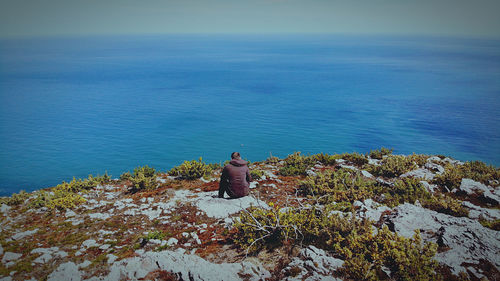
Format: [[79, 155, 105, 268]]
[[219, 159, 252, 198]]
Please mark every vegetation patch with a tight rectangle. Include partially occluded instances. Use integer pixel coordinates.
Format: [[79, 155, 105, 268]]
[[168, 158, 217, 180], [368, 155, 419, 177], [433, 160, 500, 190], [278, 152, 316, 176], [121, 165, 159, 192], [368, 147, 394, 159], [233, 204, 439, 280]]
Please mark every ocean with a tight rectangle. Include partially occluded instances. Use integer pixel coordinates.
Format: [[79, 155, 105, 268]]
[[0, 34, 499, 195]]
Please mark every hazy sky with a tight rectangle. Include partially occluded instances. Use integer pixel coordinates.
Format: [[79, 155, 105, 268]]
[[1, 0, 499, 38]]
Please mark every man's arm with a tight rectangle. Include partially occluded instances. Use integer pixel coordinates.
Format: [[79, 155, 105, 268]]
[[219, 167, 228, 198], [246, 167, 252, 183]]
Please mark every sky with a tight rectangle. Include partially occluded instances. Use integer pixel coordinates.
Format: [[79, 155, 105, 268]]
[[1, 0, 500, 38]]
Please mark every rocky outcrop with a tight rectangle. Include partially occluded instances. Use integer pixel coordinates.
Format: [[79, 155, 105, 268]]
[[82, 249, 270, 281], [382, 203, 500, 275]]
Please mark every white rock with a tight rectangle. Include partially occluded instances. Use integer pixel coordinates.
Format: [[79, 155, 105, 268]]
[[78, 260, 91, 269], [99, 244, 111, 250], [339, 164, 358, 171], [420, 181, 438, 193], [368, 158, 381, 166], [462, 201, 500, 220], [141, 208, 163, 220], [47, 262, 81, 281], [65, 210, 76, 217], [385, 203, 500, 275], [283, 245, 344, 281], [459, 179, 499, 204], [107, 254, 118, 264], [0, 204, 11, 213], [424, 162, 445, 174], [249, 182, 258, 189], [167, 238, 178, 246], [361, 170, 374, 178], [401, 168, 435, 180], [88, 213, 111, 220], [306, 169, 317, 177], [0, 277, 12, 281], [81, 239, 99, 248], [357, 199, 391, 222], [1, 252, 22, 264], [12, 228, 38, 240], [92, 250, 270, 281], [193, 192, 268, 219]]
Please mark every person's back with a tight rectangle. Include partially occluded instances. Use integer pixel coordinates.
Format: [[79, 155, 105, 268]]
[[219, 152, 252, 198]]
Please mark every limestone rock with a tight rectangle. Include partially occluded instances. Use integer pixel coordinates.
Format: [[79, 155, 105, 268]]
[[383, 203, 500, 275], [47, 262, 81, 281], [86, 249, 270, 281]]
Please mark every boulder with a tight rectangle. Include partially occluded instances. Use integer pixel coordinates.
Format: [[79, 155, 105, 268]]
[[383, 203, 500, 275], [459, 179, 499, 204]]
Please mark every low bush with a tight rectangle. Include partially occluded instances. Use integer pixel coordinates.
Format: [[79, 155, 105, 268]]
[[168, 158, 214, 180], [121, 165, 159, 192], [479, 219, 500, 231], [250, 169, 264, 180], [298, 169, 377, 203], [434, 161, 500, 190], [369, 155, 418, 178], [233, 204, 439, 280], [312, 153, 340, 166], [279, 152, 316, 176], [421, 194, 469, 217], [368, 147, 394, 160], [265, 154, 280, 165], [0, 190, 30, 206], [341, 152, 368, 166]]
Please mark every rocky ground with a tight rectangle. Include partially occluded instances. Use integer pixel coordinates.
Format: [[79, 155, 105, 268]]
[[0, 153, 499, 281]]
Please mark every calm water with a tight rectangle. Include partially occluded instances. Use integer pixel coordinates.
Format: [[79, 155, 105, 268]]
[[1, 34, 499, 195]]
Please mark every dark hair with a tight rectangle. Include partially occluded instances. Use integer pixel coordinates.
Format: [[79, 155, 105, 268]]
[[231, 152, 241, 159]]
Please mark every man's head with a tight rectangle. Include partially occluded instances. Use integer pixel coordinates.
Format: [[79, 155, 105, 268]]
[[231, 152, 241, 159]]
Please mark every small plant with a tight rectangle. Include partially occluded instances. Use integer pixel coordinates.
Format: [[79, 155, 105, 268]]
[[369, 155, 418, 178], [312, 153, 340, 166], [479, 218, 500, 231], [298, 169, 377, 203], [121, 165, 159, 192], [341, 152, 368, 166], [279, 152, 316, 176], [233, 204, 439, 280], [143, 231, 167, 241], [0, 190, 30, 206], [368, 147, 394, 159], [265, 154, 280, 165], [250, 169, 264, 180], [434, 160, 500, 190], [168, 158, 214, 180]]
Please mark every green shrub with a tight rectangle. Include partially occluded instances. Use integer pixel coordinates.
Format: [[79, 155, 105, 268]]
[[341, 152, 368, 166], [143, 231, 166, 241], [312, 153, 340, 166], [298, 169, 377, 203], [479, 219, 500, 231], [29, 188, 86, 210], [0, 190, 30, 206], [265, 154, 280, 165], [369, 155, 418, 178], [168, 158, 213, 180], [233, 204, 439, 280], [279, 152, 316, 176], [421, 194, 469, 217], [434, 161, 500, 190], [368, 147, 394, 160], [119, 166, 159, 192], [250, 169, 264, 180], [381, 178, 432, 207]]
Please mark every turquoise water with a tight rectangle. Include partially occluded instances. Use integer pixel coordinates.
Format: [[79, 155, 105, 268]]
[[1, 34, 499, 195]]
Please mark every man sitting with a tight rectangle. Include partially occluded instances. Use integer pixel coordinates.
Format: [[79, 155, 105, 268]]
[[218, 152, 252, 198]]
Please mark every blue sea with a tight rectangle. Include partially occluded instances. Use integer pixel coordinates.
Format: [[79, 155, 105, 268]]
[[1, 34, 499, 195]]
